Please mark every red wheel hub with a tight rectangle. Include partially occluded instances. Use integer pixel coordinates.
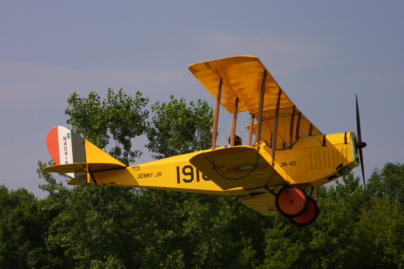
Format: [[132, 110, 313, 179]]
[[276, 186, 308, 217]]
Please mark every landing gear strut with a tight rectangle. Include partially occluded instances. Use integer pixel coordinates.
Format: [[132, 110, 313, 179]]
[[275, 185, 319, 226]]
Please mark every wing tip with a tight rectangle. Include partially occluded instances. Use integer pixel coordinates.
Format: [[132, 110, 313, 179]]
[[188, 55, 259, 71]]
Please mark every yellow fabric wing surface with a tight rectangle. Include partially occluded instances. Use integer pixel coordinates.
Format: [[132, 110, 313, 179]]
[[189, 146, 286, 191], [189, 55, 322, 149]]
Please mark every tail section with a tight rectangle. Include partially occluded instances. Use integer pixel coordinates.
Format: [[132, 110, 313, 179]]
[[46, 126, 86, 166], [45, 126, 126, 184]]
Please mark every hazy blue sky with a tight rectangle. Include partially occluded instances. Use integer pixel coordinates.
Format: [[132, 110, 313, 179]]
[[1, 1, 403, 198]]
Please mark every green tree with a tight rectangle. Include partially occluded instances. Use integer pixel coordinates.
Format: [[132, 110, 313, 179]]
[[134, 96, 217, 267], [146, 95, 213, 159], [141, 96, 270, 268], [45, 185, 144, 268], [32, 86, 404, 268], [66, 88, 149, 165], [261, 169, 404, 269], [0, 187, 61, 268], [0, 185, 36, 219], [37, 89, 150, 268], [367, 162, 404, 208], [351, 197, 404, 268]]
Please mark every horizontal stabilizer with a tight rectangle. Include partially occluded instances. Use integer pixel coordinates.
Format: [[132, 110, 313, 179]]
[[43, 163, 126, 173]]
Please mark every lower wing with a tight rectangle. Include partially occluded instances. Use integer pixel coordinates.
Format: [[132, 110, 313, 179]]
[[189, 146, 286, 191]]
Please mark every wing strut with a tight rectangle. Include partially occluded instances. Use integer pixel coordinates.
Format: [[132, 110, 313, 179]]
[[230, 97, 239, 146], [271, 89, 282, 165], [289, 106, 295, 149], [256, 71, 267, 149], [295, 112, 301, 143], [248, 113, 254, 145], [212, 78, 223, 150]]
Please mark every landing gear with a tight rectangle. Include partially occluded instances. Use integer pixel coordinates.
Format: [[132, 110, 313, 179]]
[[275, 185, 308, 217], [290, 197, 318, 226], [275, 185, 319, 226]]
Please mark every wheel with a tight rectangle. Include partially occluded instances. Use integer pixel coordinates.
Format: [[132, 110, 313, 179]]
[[275, 185, 308, 217], [290, 197, 319, 226]]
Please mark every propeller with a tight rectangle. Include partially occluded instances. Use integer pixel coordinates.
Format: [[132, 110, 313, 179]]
[[355, 95, 367, 189]]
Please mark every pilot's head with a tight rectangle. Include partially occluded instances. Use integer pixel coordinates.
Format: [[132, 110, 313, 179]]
[[228, 135, 242, 146]]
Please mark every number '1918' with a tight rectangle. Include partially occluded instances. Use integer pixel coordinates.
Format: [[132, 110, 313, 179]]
[[176, 165, 209, 184]]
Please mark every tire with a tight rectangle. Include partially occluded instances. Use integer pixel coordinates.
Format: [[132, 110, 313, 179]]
[[290, 197, 319, 226], [275, 185, 308, 217]]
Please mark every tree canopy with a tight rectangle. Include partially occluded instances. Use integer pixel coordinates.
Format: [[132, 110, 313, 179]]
[[1, 89, 403, 268]]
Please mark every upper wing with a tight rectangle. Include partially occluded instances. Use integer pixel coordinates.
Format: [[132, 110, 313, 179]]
[[188, 55, 322, 149]]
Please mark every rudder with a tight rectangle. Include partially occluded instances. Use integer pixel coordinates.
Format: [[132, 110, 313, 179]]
[[46, 126, 86, 165]]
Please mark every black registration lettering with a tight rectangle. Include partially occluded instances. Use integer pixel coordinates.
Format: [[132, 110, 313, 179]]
[[176, 166, 180, 184], [182, 165, 194, 183], [176, 165, 210, 184]]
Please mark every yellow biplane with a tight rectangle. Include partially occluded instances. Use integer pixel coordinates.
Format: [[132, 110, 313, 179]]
[[44, 55, 366, 226]]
